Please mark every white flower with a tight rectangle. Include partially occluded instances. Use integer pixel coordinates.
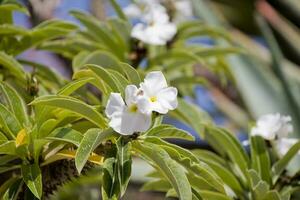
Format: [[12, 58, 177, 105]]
[[251, 113, 293, 140], [138, 71, 178, 114], [173, 0, 193, 22], [105, 85, 151, 135], [275, 138, 299, 157], [131, 4, 177, 45], [123, 0, 161, 19], [131, 22, 177, 45]]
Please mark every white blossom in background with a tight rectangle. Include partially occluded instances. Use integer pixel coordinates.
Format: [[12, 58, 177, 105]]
[[172, 0, 193, 22], [250, 113, 293, 140], [130, 3, 177, 45], [105, 71, 178, 135], [138, 71, 178, 114], [105, 85, 151, 135], [250, 113, 299, 158], [275, 138, 299, 157]]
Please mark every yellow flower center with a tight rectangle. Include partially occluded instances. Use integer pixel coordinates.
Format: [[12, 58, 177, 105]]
[[129, 104, 138, 113], [150, 96, 157, 102]]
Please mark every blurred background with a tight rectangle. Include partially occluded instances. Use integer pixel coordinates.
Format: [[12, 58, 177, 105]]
[[10, 0, 300, 199]]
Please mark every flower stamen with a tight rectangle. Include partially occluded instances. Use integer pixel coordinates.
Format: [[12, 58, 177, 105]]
[[129, 104, 138, 113], [150, 96, 157, 102]]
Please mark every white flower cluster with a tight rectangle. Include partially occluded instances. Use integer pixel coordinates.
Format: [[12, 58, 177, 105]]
[[126, 0, 177, 45], [251, 113, 298, 157], [105, 71, 178, 135]]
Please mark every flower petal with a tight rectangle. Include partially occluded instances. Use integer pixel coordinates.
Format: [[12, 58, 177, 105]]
[[275, 138, 298, 157], [119, 112, 151, 135], [105, 93, 125, 118], [137, 96, 152, 114], [140, 71, 168, 96], [125, 85, 139, 106], [157, 87, 178, 111]]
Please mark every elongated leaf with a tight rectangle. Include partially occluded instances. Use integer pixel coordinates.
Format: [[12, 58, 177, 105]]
[[0, 52, 25, 81], [30, 95, 107, 129], [145, 124, 194, 141], [205, 127, 250, 184], [272, 141, 300, 183], [141, 179, 171, 192], [250, 136, 271, 184], [70, 10, 123, 59], [116, 138, 132, 196], [42, 149, 103, 167], [146, 137, 226, 194], [2, 178, 23, 200], [75, 128, 113, 173], [198, 190, 232, 200], [0, 104, 22, 139], [57, 77, 93, 96], [108, 0, 127, 21], [262, 190, 281, 200], [0, 82, 29, 126], [47, 127, 83, 146], [87, 64, 122, 92], [132, 141, 192, 200], [169, 98, 211, 138], [21, 163, 42, 199], [0, 130, 7, 141], [73, 50, 123, 73], [0, 141, 16, 155], [0, 177, 21, 199], [120, 63, 141, 86], [73, 69, 111, 95], [102, 157, 119, 200]]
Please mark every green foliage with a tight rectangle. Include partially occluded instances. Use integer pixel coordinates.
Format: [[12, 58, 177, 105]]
[[0, 1, 299, 200]]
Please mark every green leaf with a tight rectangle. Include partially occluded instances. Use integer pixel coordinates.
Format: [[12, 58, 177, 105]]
[[132, 141, 192, 200], [192, 149, 227, 167], [141, 179, 171, 192], [47, 127, 83, 147], [195, 156, 243, 196], [262, 190, 281, 200], [150, 49, 202, 66], [73, 50, 123, 73], [21, 163, 42, 199], [57, 77, 93, 96], [120, 63, 141, 86], [73, 69, 111, 96], [0, 177, 21, 199], [70, 10, 124, 59], [0, 24, 28, 35], [169, 98, 211, 138], [250, 136, 271, 184], [145, 124, 194, 141], [116, 138, 132, 196], [30, 95, 107, 129], [0, 130, 8, 143], [198, 190, 232, 200], [146, 137, 226, 194], [101, 157, 119, 200], [0, 82, 29, 126], [2, 178, 23, 200], [75, 128, 113, 173], [87, 64, 122, 92], [0, 104, 22, 139], [205, 127, 250, 184], [0, 3, 28, 24], [272, 141, 300, 183], [0, 52, 26, 82], [108, 0, 128, 21], [248, 169, 269, 199]]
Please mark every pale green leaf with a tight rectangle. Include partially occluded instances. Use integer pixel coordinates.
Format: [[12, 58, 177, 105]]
[[21, 163, 42, 199], [30, 95, 107, 129]]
